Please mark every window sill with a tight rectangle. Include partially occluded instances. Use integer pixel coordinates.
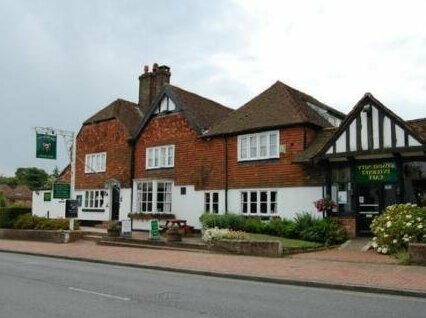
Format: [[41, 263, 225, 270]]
[[82, 208, 105, 212], [237, 158, 280, 165]]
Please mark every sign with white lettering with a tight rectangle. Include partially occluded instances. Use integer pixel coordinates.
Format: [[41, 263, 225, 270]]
[[354, 162, 397, 183]]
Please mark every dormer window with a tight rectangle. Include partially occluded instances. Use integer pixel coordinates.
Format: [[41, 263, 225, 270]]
[[154, 96, 176, 114]]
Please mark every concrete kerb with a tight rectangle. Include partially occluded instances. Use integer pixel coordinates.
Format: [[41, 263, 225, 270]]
[[1, 248, 425, 299]]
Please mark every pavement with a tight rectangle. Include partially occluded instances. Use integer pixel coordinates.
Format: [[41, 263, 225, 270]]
[[0, 234, 425, 298]]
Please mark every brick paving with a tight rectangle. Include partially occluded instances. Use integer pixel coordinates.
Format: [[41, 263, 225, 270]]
[[0, 238, 425, 295]]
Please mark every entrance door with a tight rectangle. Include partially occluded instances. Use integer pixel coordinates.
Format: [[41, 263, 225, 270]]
[[356, 183, 397, 235], [111, 187, 120, 221], [357, 184, 381, 236]]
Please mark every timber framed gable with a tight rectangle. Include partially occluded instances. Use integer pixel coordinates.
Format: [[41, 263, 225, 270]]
[[319, 93, 424, 160]]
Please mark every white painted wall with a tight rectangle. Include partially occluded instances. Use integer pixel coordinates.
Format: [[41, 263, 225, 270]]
[[32, 191, 66, 218], [335, 131, 346, 153], [75, 189, 110, 221], [372, 106, 379, 149], [119, 188, 132, 221], [227, 186, 322, 220]]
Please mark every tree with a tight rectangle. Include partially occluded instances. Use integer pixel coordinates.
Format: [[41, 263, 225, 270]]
[[0, 175, 17, 187], [0, 192, 6, 207], [15, 167, 49, 190]]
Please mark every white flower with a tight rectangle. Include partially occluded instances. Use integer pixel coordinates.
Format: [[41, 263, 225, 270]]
[[392, 239, 398, 244], [403, 237, 410, 242], [417, 217, 422, 222], [406, 214, 412, 219], [417, 224, 423, 229], [384, 234, 389, 238], [386, 221, 392, 228], [382, 247, 388, 254], [406, 222, 412, 227], [372, 237, 377, 241], [377, 247, 382, 253], [372, 242, 378, 248]]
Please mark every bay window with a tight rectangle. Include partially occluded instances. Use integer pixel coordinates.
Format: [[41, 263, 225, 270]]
[[136, 181, 172, 213]]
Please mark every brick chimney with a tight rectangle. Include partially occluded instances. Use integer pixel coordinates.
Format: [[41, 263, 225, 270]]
[[138, 63, 171, 112]]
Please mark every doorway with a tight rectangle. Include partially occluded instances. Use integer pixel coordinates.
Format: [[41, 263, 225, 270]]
[[356, 183, 397, 236], [111, 186, 120, 221]]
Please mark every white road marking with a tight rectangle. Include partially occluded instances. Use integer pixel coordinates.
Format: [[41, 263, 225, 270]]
[[68, 287, 131, 301]]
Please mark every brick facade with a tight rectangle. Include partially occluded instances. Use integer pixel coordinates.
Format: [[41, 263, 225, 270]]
[[75, 119, 132, 189], [134, 113, 226, 190], [224, 126, 324, 189], [134, 113, 323, 190]]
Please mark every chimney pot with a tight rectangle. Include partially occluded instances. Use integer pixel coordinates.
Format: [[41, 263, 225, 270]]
[[144, 65, 149, 73], [153, 63, 159, 72]]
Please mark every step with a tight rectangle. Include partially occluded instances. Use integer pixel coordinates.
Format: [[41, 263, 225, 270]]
[[81, 234, 104, 242]]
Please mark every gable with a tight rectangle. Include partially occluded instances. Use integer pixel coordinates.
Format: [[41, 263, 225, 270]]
[[323, 94, 423, 157]]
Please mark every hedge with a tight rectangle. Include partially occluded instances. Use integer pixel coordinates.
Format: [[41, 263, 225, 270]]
[[0, 207, 31, 228]]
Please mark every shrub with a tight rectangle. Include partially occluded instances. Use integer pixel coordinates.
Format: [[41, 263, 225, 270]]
[[199, 213, 246, 230], [371, 203, 426, 254], [202, 227, 249, 243], [263, 218, 297, 238], [300, 217, 346, 245], [0, 207, 31, 228], [13, 213, 80, 230]]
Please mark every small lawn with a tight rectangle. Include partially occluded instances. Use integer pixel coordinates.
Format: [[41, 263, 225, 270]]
[[248, 233, 323, 249]]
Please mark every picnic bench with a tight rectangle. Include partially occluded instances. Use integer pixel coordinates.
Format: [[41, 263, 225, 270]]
[[160, 219, 193, 234]]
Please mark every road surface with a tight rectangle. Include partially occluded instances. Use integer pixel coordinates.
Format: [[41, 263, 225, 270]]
[[0, 252, 425, 317]]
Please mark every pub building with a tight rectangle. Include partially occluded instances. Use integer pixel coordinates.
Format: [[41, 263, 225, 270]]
[[296, 93, 426, 237]]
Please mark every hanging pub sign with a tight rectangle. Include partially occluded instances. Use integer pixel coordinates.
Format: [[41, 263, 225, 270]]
[[36, 133, 57, 159], [354, 162, 397, 183], [53, 183, 71, 199]]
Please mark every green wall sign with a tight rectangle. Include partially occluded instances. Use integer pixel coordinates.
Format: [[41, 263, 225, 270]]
[[36, 133, 57, 159], [354, 162, 397, 183], [43, 192, 51, 202], [53, 183, 71, 199]]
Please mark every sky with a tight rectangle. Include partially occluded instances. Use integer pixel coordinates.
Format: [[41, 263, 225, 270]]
[[0, 0, 425, 177]]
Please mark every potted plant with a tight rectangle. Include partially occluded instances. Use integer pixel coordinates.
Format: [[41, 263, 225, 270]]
[[313, 197, 337, 218], [166, 224, 182, 242], [107, 221, 121, 237]]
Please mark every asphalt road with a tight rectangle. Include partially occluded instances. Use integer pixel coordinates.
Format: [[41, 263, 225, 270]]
[[0, 252, 425, 318]]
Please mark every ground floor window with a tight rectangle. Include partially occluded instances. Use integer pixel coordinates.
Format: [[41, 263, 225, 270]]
[[403, 161, 426, 206], [205, 192, 219, 213], [136, 181, 172, 213], [241, 190, 277, 214], [84, 190, 107, 208]]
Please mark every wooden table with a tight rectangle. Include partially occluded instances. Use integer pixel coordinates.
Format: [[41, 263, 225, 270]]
[[161, 219, 191, 234]]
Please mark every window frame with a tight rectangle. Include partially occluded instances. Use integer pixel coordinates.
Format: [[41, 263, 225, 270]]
[[240, 190, 278, 215], [136, 180, 173, 213], [84, 152, 107, 173], [83, 190, 107, 209], [237, 130, 280, 162], [146, 145, 175, 170], [204, 191, 219, 214]]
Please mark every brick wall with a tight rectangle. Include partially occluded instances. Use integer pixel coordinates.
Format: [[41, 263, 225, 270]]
[[75, 120, 132, 189], [134, 115, 324, 190], [134, 113, 226, 190], [225, 126, 324, 189]]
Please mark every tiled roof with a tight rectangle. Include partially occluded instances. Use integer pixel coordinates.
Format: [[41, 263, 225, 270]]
[[407, 118, 426, 143], [167, 85, 233, 132], [132, 84, 233, 139], [0, 184, 32, 200], [84, 99, 143, 135], [206, 81, 344, 136], [292, 128, 337, 163]]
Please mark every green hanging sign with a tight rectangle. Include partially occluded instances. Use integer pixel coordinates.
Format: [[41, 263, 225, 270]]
[[43, 192, 51, 202], [354, 162, 397, 183], [36, 133, 57, 159]]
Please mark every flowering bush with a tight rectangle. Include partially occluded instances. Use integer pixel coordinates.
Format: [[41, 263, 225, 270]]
[[313, 197, 337, 214], [202, 227, 249, 243], [371, 203, 426, 254]]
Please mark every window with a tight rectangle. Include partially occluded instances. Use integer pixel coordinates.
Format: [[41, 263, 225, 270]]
[[205, 192, 219, 213], [146, 145, 174, 169], [85, 152, 106, 173], [136, 181, 172, 213], [83, 190, 107, 208], [76, 195, 82, 207], [238, 131, 279, 161], [241, 190, 277, 215], [154, 96, 176, 114]]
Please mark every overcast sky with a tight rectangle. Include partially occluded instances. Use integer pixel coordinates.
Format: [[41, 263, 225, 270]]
[[0, 0, 425, 177]]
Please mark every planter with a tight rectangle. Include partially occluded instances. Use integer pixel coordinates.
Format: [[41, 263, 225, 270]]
[[408, 243, 426, 266], [166, 228, 182, 242]]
